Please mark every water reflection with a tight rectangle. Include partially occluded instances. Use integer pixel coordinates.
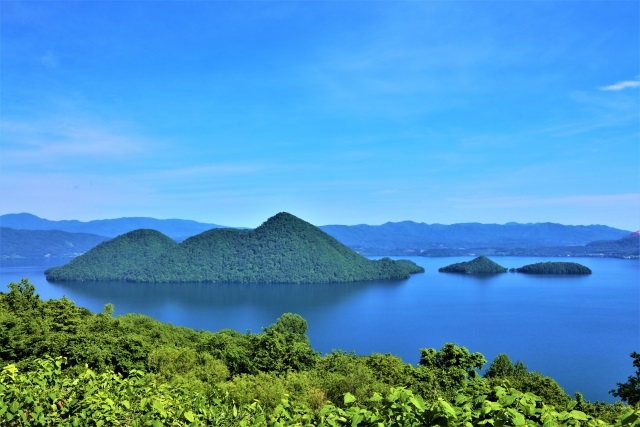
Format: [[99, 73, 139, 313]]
[[0, 256, 637, 403]]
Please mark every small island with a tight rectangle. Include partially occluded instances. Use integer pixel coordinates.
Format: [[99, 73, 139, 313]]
[[45, 212, 424, 284], [438, 256, 507, 274], [513, 262, 592, 275]]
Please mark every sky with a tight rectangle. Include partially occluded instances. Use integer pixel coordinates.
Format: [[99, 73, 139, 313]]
[[1, 1, 639, 230]]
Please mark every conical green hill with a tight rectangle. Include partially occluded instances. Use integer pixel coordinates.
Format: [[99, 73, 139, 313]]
[[46, 229, 179, 281], [438, 256, 507, 274], [46, 213, 424, 283]]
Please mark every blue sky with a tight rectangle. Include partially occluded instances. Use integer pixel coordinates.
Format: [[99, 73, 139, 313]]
[[1, 1, 639, 230]]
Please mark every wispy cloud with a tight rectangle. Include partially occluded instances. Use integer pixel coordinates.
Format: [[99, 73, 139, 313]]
[[0, 118, 147, 167], [599, 79, 640, 91], [41, 50, 58, 68], [147, 163, 265, 180]]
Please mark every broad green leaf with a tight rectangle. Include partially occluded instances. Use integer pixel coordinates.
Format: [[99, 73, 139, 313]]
[[438, 399, 457, 418], [568, 410, 588, 421], [508, 408, 526, 426], [344, 393, 356, 404], [369, 393, 382, 402], [620, 411, 640, 426], [410, 395, 425, 411]]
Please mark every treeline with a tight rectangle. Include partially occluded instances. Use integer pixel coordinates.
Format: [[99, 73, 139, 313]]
[[1, 279, 638, 426], [45, 213, 424, 284]]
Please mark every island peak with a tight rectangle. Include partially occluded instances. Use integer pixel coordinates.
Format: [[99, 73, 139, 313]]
[[46, 213, 424, 284]]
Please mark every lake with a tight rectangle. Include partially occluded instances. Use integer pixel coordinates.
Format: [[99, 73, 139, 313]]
[[0, 256, 638, 403]]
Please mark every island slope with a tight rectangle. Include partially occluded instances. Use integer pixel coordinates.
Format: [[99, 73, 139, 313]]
[[44, 229, 179, 281], [45, 212, 424, 283]]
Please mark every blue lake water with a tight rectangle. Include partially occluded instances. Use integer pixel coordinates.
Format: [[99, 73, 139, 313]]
[[0, 256, 638, 402]]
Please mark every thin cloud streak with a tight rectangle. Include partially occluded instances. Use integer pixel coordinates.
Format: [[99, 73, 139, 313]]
[[41, 50, 58, 68], [0, 118, 147, 166], [600, 80, 640, 91]]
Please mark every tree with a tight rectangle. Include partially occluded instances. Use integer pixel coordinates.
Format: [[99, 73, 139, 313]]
[[5, 278, 40, 312], [415, 343, 487, 400], [611, 351, 640, 405], [485, 353, 527, 379], [418, 343, 486, 377], [251, 313, 318, 373], [266, 312, 308, 337]]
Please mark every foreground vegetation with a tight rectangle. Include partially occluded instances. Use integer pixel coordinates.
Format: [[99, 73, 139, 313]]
[[45, 213, 424, 284], [1, 279, 638, 426]]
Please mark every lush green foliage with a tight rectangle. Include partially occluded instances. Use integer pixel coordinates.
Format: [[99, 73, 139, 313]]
[[1, 280, 637, 426], [3, 359, 639, 426], [45, 213, 424, 283], [611, 352, 640, 405], [514, 262, 592, 275], [438, 256, 507, 274]]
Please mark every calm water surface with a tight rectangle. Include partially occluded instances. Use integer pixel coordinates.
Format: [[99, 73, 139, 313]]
[[1, 256, 638, 402]]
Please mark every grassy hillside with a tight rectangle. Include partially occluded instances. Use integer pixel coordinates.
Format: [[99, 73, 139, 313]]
[[45, 213, 424, 283]]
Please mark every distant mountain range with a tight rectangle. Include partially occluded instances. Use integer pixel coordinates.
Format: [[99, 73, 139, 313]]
[[319, 221, 631, 252], [0, 213, 225, 241], [45, 213, 424, 283], [1, 213, 637, 260], [319, 221, 637, 258]]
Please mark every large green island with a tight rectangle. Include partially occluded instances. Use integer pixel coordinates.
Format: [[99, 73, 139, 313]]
[[45, 212, 424, 283]]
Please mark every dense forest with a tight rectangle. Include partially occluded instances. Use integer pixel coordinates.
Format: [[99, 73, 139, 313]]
[[438, 256, 508, 274], [514, 262, 592, 275], [45, 213, 424, 284], [1, 279, 638, 426]]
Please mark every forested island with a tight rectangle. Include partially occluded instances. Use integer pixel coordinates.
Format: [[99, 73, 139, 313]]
[[45, 213, 424, 283], [513, 262, 592, 275], [438, 256, 508, 274], [438, 257, 593, 276], [1, 279, 638, 426]]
